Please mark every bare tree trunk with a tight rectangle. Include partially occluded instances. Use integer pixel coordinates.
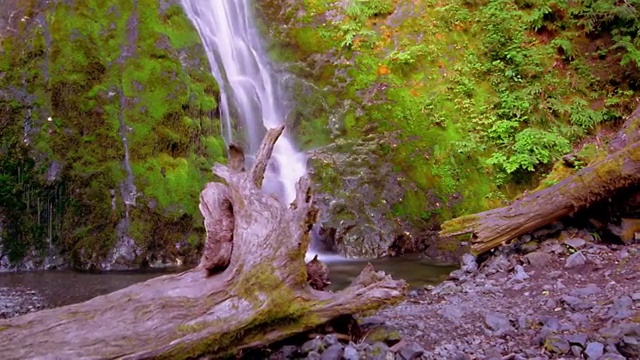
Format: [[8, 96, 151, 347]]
[[440, 140, 640, 255], [0, 126, 406, 359]]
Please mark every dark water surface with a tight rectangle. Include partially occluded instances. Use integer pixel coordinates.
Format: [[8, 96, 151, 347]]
[[0, 255, 455, 310]]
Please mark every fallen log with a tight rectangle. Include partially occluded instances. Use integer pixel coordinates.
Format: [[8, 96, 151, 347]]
[[0, 126, 406, 359], [440, 140, 640, 255]]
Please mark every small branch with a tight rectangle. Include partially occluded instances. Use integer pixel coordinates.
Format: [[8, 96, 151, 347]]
[[251, 124, 285, 189], [291, 175, 312, 210]]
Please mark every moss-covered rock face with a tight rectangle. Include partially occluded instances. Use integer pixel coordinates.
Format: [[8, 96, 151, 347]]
[[257, 0, 638, 258], [0, 0, 225, 270]]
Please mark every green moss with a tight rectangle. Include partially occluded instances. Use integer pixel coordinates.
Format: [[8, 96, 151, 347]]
[[0, 0, 225, 267], [440, 214, 479, 235]]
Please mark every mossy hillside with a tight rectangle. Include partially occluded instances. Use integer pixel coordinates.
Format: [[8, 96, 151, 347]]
[[0, 0, 225, 268], [259, 0, 638, 226]]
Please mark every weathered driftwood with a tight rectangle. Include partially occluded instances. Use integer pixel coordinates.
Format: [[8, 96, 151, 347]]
[[0, 126, 406, 359], [440, 140, 640, 255]]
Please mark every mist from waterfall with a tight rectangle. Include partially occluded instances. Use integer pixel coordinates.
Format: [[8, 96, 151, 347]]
[[180, 0, 306, 205]]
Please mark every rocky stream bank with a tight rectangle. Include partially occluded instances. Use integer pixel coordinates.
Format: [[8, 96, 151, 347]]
[[259, 225, 640, 360], [2, 224, 639, 359]]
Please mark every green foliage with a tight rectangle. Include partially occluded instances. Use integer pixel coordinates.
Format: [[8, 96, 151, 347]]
[[266, 0, 638, 225], [488, 128, 571, 173]]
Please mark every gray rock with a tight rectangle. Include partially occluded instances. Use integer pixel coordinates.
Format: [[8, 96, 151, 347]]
[[323, 334, 339, 347], [364, 325, 402, 345], [482, 254, 510, 275], [564, 333, 588, 347], [565, 251, 587, 268], [584, 342, 604, 359], [512, 265, 529, 281], [542, 242, 564, 254], [570, 283, 603, 297], [545, 335, 570, 354], [301, 338, 324, 354], [599, 354, 627, 360], [540, 316, 561, 332], [432, 281, 461, 296], [517, 315, 531, 330], [461, 253, 478, 273], [484, 312, 512, 334], [570, 345, 582, 357], [631, 292, 640, 301], [451, 352, 471, 360], [306, 351, 321, 360], [279, 345, 298, 359], [568, 312, 589, 325], [564, 237, 587, 249], [320, 344, 344, 360], [524, 251, 553, 268], [619, 333, 640, 358], [448, 270, 466, 280], [397, 342, 425, 360], [343, 344, 359, 360], [439, 305, 464, 322], [608, 295, 633, 320], [365, 342, 389, 360], [358, 316, 386, 328], [561, 295, 593, 311]]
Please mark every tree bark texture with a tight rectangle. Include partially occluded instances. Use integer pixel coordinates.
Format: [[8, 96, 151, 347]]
[[440, 140, 640, 255], [0, 126, 406, 359]]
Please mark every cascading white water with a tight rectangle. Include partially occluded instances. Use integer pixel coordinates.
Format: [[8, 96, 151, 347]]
[[180, 0, 307, 205]]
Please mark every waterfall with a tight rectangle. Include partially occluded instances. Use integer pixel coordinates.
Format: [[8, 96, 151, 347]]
[[180, 0, 307, 205]]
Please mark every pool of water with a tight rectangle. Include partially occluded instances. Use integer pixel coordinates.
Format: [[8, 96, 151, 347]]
[[0, 255, 455, 312]]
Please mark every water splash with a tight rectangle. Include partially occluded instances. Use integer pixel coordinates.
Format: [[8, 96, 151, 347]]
[[180, 0, 306, 205]]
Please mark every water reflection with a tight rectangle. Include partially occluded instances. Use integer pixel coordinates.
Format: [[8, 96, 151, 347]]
[[0, 255, 455, 309], [326, 254, 455, 291]]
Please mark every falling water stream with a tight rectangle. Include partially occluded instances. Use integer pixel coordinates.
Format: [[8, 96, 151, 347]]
[[180, 0, 306, 205]]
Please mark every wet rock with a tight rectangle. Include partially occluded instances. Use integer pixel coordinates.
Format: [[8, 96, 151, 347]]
[[306, 351, 321, 360], [320, 344, 343, 360], [0, 286, 48, 319], [565, 251, 587, 268], [524, 251, 553, 268], [309, 141, 432, 258], [584, 342, 604, 359]]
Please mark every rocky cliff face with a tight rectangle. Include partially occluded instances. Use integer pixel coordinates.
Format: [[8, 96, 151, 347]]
[[0, 0, 225, 271]]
